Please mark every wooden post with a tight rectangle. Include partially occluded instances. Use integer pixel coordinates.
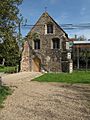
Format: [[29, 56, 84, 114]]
[[77, 46, 80, 69], [68, 60, 73, 73]]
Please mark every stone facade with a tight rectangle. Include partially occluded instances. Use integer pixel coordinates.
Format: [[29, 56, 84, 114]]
[[21, 41, 30, 71], [21, 12, 72, 72]]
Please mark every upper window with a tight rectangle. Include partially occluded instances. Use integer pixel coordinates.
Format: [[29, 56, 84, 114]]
[[47, 24, 53, 33], [52, 38, 60, 49], [34, 39, 40, 49]]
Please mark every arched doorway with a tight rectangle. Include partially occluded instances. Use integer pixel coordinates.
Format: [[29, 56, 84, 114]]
[[32, 57, 41, 72]]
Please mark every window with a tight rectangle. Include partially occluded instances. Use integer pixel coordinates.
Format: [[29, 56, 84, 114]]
[[47, 24, 53, 33], [34, 39, 40, 49], [52, 38, 60, 49]]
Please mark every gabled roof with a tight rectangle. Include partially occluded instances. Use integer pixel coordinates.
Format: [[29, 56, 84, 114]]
[[44, 12, 68, 38], [69, 38, 76, 42], [27, 12, 68, 38]]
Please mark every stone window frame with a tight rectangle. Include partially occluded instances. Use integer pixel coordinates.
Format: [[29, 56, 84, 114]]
[[45, 22, 55, 35], [47, 24, 53, 33], [32, 39, 40, 50], [51, 38, 60, 49]]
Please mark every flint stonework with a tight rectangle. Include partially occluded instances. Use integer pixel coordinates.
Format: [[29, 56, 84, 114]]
[[21, 12, 72, 72]]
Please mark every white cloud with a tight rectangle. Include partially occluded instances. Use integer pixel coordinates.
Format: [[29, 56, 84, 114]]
[[68, 29, 90, 39], [61, 12, 68, 20], [80, 7, 86, 15], [56, 12, 69, 24], [77, 30, 90, 39]]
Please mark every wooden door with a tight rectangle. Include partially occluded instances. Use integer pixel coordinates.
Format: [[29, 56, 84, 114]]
[[32, 57, 41, 72]]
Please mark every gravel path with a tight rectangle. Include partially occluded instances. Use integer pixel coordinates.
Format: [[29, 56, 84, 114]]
[[0, 72, 90, 120]]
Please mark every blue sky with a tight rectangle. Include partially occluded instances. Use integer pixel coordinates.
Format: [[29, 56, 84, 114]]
[[19, 0, 90, 39]]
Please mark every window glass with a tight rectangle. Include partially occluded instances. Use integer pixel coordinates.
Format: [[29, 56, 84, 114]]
[[34, 39, 40, 49], [52, 39, 60, 49], [47, 24, 53, 33]]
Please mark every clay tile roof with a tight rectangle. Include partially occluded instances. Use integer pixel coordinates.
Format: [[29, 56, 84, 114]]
[[68, 38, 76, 42]]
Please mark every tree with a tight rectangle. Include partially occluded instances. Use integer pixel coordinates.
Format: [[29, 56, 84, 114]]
[[77, 35, 87, 41], [2, 35, 20, 66], [0, 0, 23, 66], [73, 35, 90, 70], [0, 0, 23, 40], [0, 43, 4, 64]]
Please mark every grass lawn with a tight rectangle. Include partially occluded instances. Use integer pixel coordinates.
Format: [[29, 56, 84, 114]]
[[0, 66, 17, 73], [33, 71, 90, 84], [0, 86, 12, 108]]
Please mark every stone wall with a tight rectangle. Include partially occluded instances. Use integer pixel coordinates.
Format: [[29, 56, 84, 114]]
[[21, 41, 30, 72], [21, 12, 71, 72]]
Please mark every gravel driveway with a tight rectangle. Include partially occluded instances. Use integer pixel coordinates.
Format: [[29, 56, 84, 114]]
[[0, 72, 90, 120]]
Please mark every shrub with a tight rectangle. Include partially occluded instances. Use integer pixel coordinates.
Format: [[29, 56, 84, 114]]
[[0, 66, 17, 73], [0, 85, 12, 108], [0, 76, 2, 86]]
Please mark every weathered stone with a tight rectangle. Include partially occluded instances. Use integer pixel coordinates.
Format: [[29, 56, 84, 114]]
[[21, 41, 30, 72], [21, 12, 72, 72]]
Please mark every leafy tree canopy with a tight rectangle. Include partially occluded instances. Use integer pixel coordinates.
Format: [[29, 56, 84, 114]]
[[0, 0, 23, 40], [77, 35, 87, 41], [0, 0, 23, 66]]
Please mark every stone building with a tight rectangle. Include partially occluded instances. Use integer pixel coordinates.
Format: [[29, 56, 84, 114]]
[[21, 12, 72, 72]]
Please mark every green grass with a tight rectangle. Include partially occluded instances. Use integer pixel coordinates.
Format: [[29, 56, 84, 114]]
[[33, 71, 90, 84], [0, 86, 12, 108], [0, 66, 17, 73]]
